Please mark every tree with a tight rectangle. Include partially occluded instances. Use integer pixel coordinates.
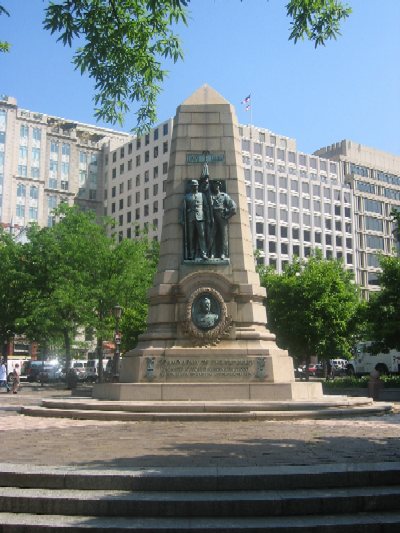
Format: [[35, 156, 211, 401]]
[[0, 229, 28, 356], [0, 5, 10, 52], [258, 253, 363, 366], [366, 255, 400, 352], [21, 208, 104, 371], [1, 1, 351, 131], [16, 205, 159, 379], [113, 236, 159, 351]]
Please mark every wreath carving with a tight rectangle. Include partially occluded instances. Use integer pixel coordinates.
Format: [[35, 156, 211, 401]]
[[182, 287, 232, 345]]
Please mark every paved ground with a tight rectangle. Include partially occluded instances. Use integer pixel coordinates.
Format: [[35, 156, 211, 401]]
[[1, 383, 400, 469]]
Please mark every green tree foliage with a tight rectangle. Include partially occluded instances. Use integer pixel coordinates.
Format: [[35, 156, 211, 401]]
[[20, 206, 111, 369], [43, 0, 189, 133], [287, 0, 351, 47], [258, 253, 363, 364], [112, 236, 159, 351], [366, 255, 400, 352], [1, 1, 351, 130], [0, 5, 10, 52], [0, 206, 159, 374], [0, 230, 27, 350]]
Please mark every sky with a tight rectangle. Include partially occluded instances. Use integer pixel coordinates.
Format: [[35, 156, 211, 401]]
[[1, 0, 399, 156]]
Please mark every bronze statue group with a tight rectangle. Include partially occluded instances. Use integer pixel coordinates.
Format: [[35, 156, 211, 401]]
[[181, 164, 236, 261]]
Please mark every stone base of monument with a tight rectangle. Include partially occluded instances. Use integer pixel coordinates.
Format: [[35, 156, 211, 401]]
[[92, 381, 323, 402], [96, 333, 324, 402]]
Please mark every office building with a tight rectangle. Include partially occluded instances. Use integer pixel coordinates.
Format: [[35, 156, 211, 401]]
[[2, 95, 400, 296], [0, 95, 129, 234], [315, 141, 400, 296]]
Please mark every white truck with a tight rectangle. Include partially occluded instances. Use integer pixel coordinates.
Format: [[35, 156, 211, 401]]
[[347, 341, 400, 376]]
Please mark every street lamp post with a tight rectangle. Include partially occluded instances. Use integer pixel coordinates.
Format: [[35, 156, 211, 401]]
[[112, 304, 123, 380]]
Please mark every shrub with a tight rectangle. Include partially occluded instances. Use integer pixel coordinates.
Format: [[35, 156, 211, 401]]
[[324, 375, 400, 389]]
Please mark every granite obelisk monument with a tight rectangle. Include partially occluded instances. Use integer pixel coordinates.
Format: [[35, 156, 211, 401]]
[[96, 85, 322, 401]]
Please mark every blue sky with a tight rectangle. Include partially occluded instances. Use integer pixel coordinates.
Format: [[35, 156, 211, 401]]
[[1, 0, 399, 156]]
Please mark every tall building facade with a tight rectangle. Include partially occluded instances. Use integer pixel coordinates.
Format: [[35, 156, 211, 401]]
[[2, 95, 400, 296], [315, 141, 400, 296], [104, 122, 357, 283], [0, 95, 129, 234]]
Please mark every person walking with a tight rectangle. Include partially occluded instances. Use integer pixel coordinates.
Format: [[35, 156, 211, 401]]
[[11, 363, 20, 394], [0, 358, 10, 393]]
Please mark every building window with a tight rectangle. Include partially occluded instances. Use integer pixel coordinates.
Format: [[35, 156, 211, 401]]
[[163, 162, 168, 174], [154, 128, 159, 141], [20, 124, 29, 138], [145, 150, 149, 162], [163, 123, 168, 135]]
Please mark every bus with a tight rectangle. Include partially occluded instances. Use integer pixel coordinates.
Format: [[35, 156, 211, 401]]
[[347, 341, 400, 376]]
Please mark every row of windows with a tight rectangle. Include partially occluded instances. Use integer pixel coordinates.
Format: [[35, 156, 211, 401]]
[[110, 124, 169, 163], [15, 205, 38, 219], [241, 141, 338, 174], [349, 163, 400, 187], [249, 204, 353, 230], [261, 245, 354, 265], [264, 223, 352, 244], [112, 203, 160, 220], [50, 141, 70, 156], [20, 125, 42, 141], [111, 182, 161, 199], [16, 184, 39, 199], [266, 233, 351, 248], [111, 156, 169, 180]]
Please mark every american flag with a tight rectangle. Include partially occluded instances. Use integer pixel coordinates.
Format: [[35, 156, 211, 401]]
[[241, 94, 251, 104]]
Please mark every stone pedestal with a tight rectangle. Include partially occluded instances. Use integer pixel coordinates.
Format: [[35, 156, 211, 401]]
[[94, 85, 323, 402]]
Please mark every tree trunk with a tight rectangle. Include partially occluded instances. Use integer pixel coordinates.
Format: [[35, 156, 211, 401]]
[[97, 337, 104, 383], [64, 330, 71, 371]]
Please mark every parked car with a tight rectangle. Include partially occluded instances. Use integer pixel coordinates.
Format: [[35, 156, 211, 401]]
[[71, 361, 88, 381], [24, 360, 62, 383], [304, 363, 324, 377]]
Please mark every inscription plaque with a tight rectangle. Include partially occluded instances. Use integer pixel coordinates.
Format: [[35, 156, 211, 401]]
[[159, 358, 253, 378]]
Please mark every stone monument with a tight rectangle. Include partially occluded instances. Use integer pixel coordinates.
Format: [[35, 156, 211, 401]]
[[96, 85, 323, 401]]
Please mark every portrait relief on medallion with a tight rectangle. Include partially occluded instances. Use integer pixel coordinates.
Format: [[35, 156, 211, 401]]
[[182, 287, 232, 344]]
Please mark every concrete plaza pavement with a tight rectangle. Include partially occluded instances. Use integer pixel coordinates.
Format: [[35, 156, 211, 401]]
[[1, 383, 400, 470]]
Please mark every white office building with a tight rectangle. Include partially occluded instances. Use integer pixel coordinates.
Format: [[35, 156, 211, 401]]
[[2, 95, 400, 296]]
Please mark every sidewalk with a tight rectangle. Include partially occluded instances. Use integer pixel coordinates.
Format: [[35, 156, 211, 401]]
[[1, 383, 400, 470]]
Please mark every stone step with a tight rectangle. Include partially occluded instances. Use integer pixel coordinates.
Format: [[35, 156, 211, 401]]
[[1, 485, 400, 517], [1, 463, 399, 492], [21, 403, 393, 421], [1, 511, 400, 531], [39, 397, 379, 411], [21, 396, 394, 422], [2, 464, 400, 531]]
